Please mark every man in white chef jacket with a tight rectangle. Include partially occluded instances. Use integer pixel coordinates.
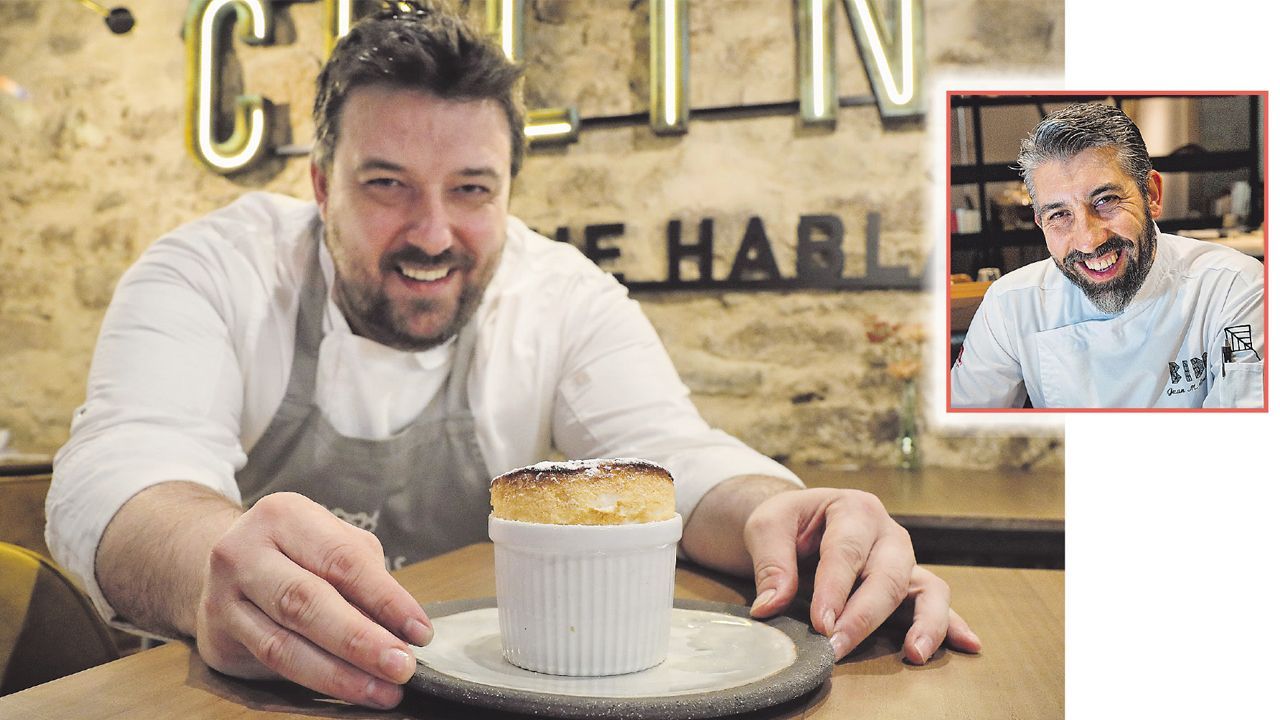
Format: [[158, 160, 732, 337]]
[[45, 4, 979, 711], [950, 102, 1264, 409]]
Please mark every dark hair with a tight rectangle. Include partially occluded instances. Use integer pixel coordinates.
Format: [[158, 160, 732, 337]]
[[1016, 103, 1153, 210], [312, 2, 526, 176]]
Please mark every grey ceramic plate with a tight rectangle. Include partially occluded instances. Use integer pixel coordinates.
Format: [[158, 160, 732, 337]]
[[409, 598, 833, 719]]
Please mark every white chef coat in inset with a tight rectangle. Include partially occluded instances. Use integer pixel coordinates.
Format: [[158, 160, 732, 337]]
[[951, 231, 1264, 409]]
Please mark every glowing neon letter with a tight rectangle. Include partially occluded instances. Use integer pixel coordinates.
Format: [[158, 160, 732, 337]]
[[184, 0, 273, 174], [324, 0, 355, 56], [797, 0, 837, 123], [841, 0, 923, 118], [650, 0, 689, 134], [487, 0, 580, 145]]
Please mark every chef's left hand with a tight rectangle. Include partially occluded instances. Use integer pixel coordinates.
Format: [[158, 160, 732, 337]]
[[743, 488, 982, 662]]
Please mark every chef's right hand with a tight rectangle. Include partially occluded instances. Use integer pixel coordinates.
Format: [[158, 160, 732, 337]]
[[194, 492, 433, 709]]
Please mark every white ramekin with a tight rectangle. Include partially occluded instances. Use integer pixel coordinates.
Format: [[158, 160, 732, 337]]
[[488, 514, 682, 676]]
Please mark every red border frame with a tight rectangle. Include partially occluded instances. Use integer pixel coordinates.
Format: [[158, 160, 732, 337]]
[[943, 89, 1269, 413]]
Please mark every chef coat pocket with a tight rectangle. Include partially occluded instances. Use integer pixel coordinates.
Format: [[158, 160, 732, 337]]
[[1208, 362, 1264, 408]]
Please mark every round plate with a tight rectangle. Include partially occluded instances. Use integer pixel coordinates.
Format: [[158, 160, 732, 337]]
[[409, 598, 833, 719]]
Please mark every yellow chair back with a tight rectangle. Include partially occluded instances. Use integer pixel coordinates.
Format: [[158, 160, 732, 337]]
[[0, 542, 119, 695]]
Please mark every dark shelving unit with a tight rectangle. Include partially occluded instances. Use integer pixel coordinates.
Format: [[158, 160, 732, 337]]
[[949, 94, 1265, 278]]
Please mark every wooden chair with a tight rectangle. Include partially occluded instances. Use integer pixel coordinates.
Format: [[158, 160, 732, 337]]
[[0, 542, 119, 695]]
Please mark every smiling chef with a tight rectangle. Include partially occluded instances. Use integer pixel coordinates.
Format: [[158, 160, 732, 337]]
[[950, 102, 1264, 409], [46, 3, 981, 712]]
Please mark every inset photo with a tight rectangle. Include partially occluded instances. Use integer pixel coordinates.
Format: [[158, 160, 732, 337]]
[[946, 92, 1266, 410]]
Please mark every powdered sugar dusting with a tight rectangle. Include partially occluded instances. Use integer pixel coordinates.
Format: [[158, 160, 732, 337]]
[[531, 457, 651, 473], [494, 458, 669, 483]]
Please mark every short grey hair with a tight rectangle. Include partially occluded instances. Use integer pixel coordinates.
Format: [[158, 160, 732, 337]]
[[1017, 102, 1153, 210]]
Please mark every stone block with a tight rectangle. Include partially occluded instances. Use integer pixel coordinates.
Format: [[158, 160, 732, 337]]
[[73, 267, 117, 310]]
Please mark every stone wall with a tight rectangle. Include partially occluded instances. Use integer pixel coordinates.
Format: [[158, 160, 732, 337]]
[[0, 0, 1065, 471]]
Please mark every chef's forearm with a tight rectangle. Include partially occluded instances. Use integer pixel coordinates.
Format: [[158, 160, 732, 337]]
[[680, 474, 799, 577], [96, 481, 243, 639]]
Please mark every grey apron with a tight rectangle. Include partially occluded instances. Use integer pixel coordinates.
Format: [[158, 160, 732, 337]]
[[236, 226, 493, 571]]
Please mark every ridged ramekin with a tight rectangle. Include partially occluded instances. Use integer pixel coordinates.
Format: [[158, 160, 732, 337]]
[[488, 514, 682, 676]]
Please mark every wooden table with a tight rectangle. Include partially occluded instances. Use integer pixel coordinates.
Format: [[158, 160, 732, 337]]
[[798, 466, 1064, 568], [1, 543, 1064, 719]]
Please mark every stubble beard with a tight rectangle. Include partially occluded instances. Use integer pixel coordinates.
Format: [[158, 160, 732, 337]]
[[1054, 213, 1158, 315], [324, 224, 498, 352]]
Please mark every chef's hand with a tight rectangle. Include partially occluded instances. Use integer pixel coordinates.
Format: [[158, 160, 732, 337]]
[[195, 492, 433, 709], [743, 488, 982, 662]]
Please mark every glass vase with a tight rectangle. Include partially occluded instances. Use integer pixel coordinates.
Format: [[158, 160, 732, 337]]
[[897, 378, 922, 471]]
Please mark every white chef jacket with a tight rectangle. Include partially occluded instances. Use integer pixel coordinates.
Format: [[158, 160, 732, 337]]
[[47, 192, 800, 617], [950, 231, 1265, 409]]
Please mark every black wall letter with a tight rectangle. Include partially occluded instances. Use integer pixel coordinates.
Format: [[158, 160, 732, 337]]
[[728, 216, 782, 282], [667, 218, 714, 284], [796, 214, 845, 284], [584, 223, 625, 281]]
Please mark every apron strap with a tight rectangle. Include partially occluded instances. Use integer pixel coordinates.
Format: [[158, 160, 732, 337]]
[[280, 221, 327, 407]]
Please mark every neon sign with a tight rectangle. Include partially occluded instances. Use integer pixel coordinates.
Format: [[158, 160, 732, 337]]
[[185, 0, 924, 173]]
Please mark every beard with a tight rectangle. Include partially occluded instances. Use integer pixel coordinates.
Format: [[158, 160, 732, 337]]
[[324, 224, 497, 352], [1053, 214, 1158, 315]]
